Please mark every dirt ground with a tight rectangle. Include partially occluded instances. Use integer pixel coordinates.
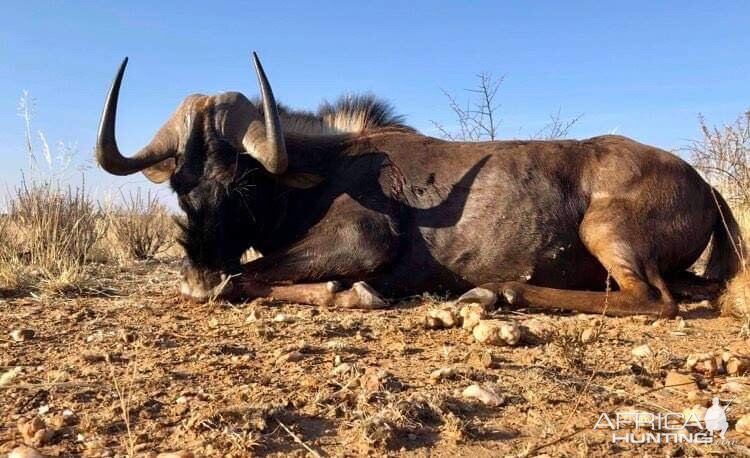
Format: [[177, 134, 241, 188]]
[[2, 260, 750, 457]]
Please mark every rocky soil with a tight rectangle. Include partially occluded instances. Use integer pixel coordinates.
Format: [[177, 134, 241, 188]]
[[2, 260, 750, 457]]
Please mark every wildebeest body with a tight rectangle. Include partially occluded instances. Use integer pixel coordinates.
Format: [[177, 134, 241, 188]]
[[94, 55, 743, 316], [246, 131, 716, 300]]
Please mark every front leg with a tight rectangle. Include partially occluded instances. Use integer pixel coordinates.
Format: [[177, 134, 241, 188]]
[[233, 278, 388, 309], [232, 212, 399, 308]]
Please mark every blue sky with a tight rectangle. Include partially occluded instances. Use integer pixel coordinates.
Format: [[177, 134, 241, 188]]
[[1, 1, 749, 199]]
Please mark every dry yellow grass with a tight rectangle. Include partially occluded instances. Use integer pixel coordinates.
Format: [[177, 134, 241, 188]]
[[0, 181, 106, 293], [107, 190, 174, 261], [718, 205, 750, 317], [690, 109, 750, 320]]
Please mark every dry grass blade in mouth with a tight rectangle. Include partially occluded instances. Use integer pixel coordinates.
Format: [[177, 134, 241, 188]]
[[108, 189, 175, 261]]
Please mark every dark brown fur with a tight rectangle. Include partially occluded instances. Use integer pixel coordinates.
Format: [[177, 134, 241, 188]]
[[186, 125, 743, 317]]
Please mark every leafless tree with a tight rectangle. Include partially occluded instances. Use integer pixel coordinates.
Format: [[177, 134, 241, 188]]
[[432, 72, 504, 141], [689, 109, 750, 207], [532, 107, 584, 140], [432, 72, 582, 141]]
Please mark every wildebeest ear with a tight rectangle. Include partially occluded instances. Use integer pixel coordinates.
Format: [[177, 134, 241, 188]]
[[279, 172, 324, 189], [141, 158, 177, 183]]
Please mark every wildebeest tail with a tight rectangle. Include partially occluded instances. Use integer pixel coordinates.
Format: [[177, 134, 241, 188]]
[[705, 188, 746, 281]]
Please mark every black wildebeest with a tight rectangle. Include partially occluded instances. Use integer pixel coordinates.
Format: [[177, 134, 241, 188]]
[[94, 54, 745, 317]]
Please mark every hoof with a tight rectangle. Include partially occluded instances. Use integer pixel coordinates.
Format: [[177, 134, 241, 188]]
[[456, 287, 498, 311], [326, 280, 343, 293], [352, 281, 387, 309], [180, 276, 234, 303], [502, 287, 517, 305]]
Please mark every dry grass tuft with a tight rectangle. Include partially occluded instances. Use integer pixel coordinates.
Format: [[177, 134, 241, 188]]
[[690, 109, 750, 322], [108, 190, 174, 261], [1, 181, 105, 293], [720, 268, 750, 317], [0, 214, 32, 290]]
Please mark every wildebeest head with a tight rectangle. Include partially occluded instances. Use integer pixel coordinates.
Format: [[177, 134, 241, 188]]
[[95, 54, 287, 300]]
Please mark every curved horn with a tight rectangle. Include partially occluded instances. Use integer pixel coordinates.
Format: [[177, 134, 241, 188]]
[[95, 58, 177, 179], [245, 52, 287, 174]]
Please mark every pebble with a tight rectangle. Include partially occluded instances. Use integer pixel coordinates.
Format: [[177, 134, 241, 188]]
[[631, 344, 654, 359], [722, 352, 750, 375], [429, 367, 456, 382], [459, 304, 485, 331], [736, 414, 750, 436], [686, 353, 721, 376], [462, 384, 504, 406], [8, 446, 44, 458], [331, 363, 353, 376], [473, 320, 521, 346], [425, 307, 459, 329], [273, 313, 292, 323], [10, 329, 35, 342], [580, 327, 598, 344]]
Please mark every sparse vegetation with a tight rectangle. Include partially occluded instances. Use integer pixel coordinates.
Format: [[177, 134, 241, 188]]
[[432, 72, 582, 141], [108, 190, 174, 261], [689, 108, 750, 318], [1, 180, 105, 293], [5, 94, 750, 458]]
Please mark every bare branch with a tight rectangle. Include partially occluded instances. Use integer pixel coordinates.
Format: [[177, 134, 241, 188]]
[[688, 109, 750, 207], [532, 108, 584, 140], [431, 72, 505, 141]]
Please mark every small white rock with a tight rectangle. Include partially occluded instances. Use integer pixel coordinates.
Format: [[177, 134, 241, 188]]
[[273, 313, 292, 323], [459, 304, 485, 331], [462, 384, 504, 406], [580, 327, 598, 344], [473, 320, 521, 346], [9, 446, 44, 458], [631, 344, 654, 359], [331, 363, 353, 376], [426, 307, 459, 329], [10, 329, 35, 342], [429, 367, 456, 382]]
